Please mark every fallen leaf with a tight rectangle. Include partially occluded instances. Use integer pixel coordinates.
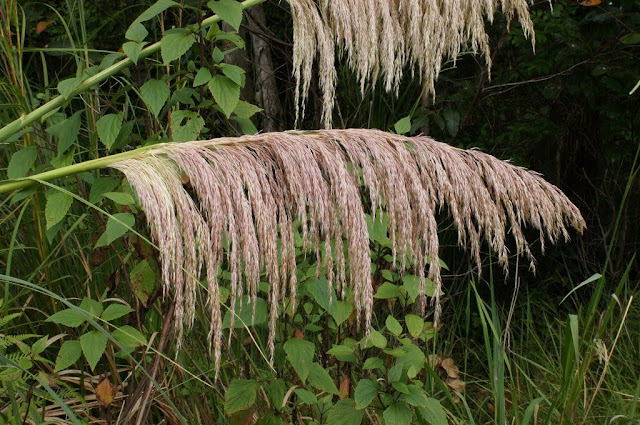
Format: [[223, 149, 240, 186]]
[[439, 358, 460, 379], [339, 377, 350, 399], [96, 377, 116, 406], [36, 20, 54, 35]]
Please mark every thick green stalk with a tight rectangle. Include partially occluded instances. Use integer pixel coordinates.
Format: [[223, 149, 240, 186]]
[[0, 143, 161, 194], [0, 0, 266, 143]]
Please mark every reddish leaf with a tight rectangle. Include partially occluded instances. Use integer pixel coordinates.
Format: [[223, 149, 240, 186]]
[[36, 20, 54, 35], [339, 376, 350, 399]]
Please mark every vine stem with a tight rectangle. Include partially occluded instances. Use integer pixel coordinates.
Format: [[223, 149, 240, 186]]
[[0, 0, 266, 144]]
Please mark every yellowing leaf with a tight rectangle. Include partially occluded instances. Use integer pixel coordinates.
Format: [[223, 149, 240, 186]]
[[96, 378, 115, 406]]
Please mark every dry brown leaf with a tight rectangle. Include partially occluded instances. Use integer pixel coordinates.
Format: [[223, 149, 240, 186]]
[[293, 328, 304, 339], [580, 0, 602, 6], [96, 377, 115, 406], [339, 377, 350, 400], [36, 20, 54, 35], [440, 358, 460, 379]]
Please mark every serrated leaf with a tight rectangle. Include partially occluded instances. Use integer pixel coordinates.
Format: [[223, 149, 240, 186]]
[[401, 385, 430, 407], [57, 77, 81, 99], [46, 111, 82, 154], [384, 402, 413, 425], [284, 338, 314, 382], [220, 63, 245, 86], [95, 212, 135, 247], [113, 325, 147, 348], [362, 357, 384, 371], [306, 278, 353, 325], [171, 110, 205, 142], [417, 399, 448, 425], [327, 344, 357, 362], [207, 0, 243, 31], [101, 304, 133, 321], [8, 146, 37, 179], [123, 41, 146, 64], [80, 331, 107, 371], [233, 117, 258, 135], [135, 0, 179, 23], [103, 192, 135, 206], [46, 309, 85, 328], [308, 362, 339, 395], [366, 329, 387, 349], [354, 379, 378, 409], [96, 113, 123, 149], [233, 100, 262, 119], [89, 177, 121, 204], [394, 116, 411, 134], [294, 388, 317, 405], [374, 282, 401, 299], [405, 314, 424, 338], [193, 67, 212, 87], [45, 192, 73, 230], [161, 29, 196, 64], [222, 296, 267, 328], [208, 75, 240, 118], [326, 399, 364, 425], [54, 340, 82, 372], [225, 379, 259, 414], [392, 382, 410, 394], [386, 315, 403, 336], [125, 21, 148, 42], [79, 297, 103, 317], [140, 79, 170, 118]]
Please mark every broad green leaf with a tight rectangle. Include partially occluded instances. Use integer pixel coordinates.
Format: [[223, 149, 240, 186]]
[[193, 67, 212, 87], [216, 31, 245, 48], [326, 399, 364, 425], [123, 41, 146, 64], [327, 344, 357, 362], [103, 192, 135, 206], [7, 146, 37, 179], [386, 315, 403, 336], [405, 314, 424, 338], [171, 110, 205, 142], [294, 388, 317, 405], [125, 22, 148, 42], [130, 259, 157, 306], [362, 357, 384, 371], [46, 309, 85, 328], [207, 0, 243, 31], [101, 304, 133, 321], [394, 116, 411, 134], [396, 344, 426, 372], [134, 0, 179, 23], [366, 329, 387, 349], [45, 192, 73, 230], [306, 278, 353, 325], [140, 79, 170, 118], [374, 282, 401, 299], [220, 63, 245, 86], [54, 340, 82, 372], [283, 337, 315, 382], [233, 100, 262, 119], [96, 113, 123, 149], [80, 331, 107, 371], [57, 77, 81, 99], [225, 379, 259, 414], [31, 336, 48, 355], [161, 29, 196, 64], [222, 296, 267, 328], [95, 212, 135, 247], [267, 379, 287, 411], [208, 75, 240, 118], [89, 177, 121, 204], [354, 379, 378, 409], [113, 325, 147, 348], [233, 117, 258, 135], [620, 33, 640, 45], [46, 111, 82, 154], [401, 385, 430, 407], [443, 107, 460, 136], [308, 362, 339, 395], [383, 402, 412, 425], [79, 297, 103, 317], [392, 382, 410, 394], [417, 399, 448, 425]]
